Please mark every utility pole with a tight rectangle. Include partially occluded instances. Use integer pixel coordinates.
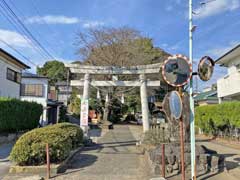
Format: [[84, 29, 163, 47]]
[[189, 0, 196, 179]]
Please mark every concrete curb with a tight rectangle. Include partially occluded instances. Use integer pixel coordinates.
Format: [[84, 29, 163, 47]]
[[9, 146, 83, 175]]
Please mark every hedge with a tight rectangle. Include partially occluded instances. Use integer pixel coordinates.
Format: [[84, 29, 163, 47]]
[[0, 97, 43, 132], [10, 123, 83, 166], [195, 101, 240, 134]]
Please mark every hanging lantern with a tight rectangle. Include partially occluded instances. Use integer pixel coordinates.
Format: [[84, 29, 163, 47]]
[[97, 89, 100, 99], [121, 93, 125, 104]]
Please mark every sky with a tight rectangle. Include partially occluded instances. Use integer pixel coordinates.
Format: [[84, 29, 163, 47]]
[[0, 0, 239, 90]]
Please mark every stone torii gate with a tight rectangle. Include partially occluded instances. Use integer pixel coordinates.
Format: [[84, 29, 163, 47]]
[[65, 63, 162, 133]]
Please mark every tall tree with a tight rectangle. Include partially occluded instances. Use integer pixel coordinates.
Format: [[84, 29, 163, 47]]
[[76, 27, 166, 66], [37, 60, 67, 85]]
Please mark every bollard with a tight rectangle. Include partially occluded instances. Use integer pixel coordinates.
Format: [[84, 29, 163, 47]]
[[46, 143, 50, 179]]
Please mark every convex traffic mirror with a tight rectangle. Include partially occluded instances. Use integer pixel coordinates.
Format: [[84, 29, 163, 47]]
[[169, 91, 183, 120], [198, 56, 215, 81], [162, 54, 192, 87]]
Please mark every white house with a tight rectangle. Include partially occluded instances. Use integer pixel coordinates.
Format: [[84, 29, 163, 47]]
[[216, 44, 240, 103], [0, 48, 30, 98], [20, 72, 49, 125]]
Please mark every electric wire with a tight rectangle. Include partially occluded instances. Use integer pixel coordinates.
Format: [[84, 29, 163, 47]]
[[7, 0, 58, 58], [0, 2, 49, 60], [0, 38, 38, 67], [0, 0, 55, 59]]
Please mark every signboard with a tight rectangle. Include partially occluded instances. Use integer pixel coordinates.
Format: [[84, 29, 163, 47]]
[[169, 91, 183, 119], [162, 54, 192, 87], [80, 99, 89, 126]]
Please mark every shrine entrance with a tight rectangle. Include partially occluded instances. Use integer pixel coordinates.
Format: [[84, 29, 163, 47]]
[[65, 63, 163, 134]]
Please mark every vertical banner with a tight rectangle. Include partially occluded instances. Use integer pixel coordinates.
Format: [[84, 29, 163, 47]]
[[80, 99, 89, 126]]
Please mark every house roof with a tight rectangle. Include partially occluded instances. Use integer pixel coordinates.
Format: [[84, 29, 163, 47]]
[[22, 72, 48, 79], [194, 90, 218, 101], [215, 44, 240, 67], [0, 48, 30, 69]]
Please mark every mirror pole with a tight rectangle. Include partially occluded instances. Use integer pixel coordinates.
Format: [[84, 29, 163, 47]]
[[189, 0, 196, 179]]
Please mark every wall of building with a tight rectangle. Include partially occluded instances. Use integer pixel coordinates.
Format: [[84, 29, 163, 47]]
[[217, 56, 240, 99], [20, 78, 48, 124], [0, 57, 22, 98]]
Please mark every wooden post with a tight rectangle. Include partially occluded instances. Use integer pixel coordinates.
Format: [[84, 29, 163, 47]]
[[162, 144, 165, 178], [46, 143, 50, 179]]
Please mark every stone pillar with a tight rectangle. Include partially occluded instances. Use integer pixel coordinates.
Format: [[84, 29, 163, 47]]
[[83, 73, 90, 100], [140, 74, 150, 132], [81, 73, 90, 135]]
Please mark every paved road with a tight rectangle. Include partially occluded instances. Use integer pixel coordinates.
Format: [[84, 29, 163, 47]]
[[54, 125, 148, 180], [0, 143, 14, 180]]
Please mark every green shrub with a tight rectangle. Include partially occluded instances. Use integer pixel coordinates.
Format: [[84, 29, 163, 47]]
[[195, 101, 240, 134], [10, 123, 83, 166], [0, 97, 43, 132]]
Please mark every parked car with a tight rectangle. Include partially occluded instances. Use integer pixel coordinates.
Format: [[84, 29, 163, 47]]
[[151, 111, 166, 124]]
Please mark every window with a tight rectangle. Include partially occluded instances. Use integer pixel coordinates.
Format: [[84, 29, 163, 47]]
[[7, 68, 21, 83], [21, 84, 44, 97]]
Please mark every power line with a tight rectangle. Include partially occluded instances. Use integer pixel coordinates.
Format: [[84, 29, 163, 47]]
[[0, 2, 49, 60], [0, 38, 38, 67], [7, 0, 58, 58], [0, 0, 55, 59], [29, 0, 56, 36], [1, 0, 54, 59]]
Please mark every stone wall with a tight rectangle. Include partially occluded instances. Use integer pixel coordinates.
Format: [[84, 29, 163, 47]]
[[142, 143, 226, 177]]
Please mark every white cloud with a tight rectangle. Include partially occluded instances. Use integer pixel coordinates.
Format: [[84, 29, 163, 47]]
[[207, 41, 239, 57], [0, 29, 30, 48], [194, 0, 240, 19], [26, 15, 80, 24], [82, 21, 105, 28]]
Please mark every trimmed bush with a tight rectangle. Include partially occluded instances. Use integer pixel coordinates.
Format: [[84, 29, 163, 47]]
[[10, 123, 83, 166], [0, 97, 43, 132], [195, 101, 240, 134]]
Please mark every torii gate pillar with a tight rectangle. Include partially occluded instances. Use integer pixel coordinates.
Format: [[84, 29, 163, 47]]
[[140, 74, 150, 132], [81, 73, 90, 135]]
